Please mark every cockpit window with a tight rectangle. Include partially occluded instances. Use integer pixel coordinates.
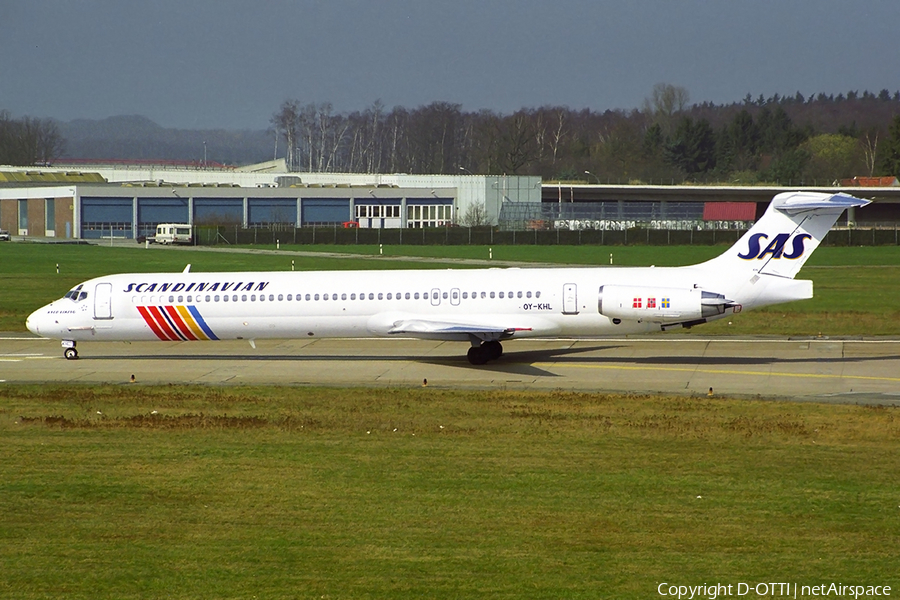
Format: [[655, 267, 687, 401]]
[[64, 284, 87, 302]]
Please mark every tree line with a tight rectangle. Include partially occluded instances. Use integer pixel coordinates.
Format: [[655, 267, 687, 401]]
[[0, 110, 64, 166], [5, 84, 900, 183], [271, 84, 900, 184]]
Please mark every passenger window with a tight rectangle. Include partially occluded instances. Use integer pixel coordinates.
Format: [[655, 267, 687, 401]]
[[341, 293, 347, 300], [481, 292, 486, 299], [536, 291, 541, 298], [414, 292, 420, 300], [169, 295, 175, 303], [278, 294, 283, 301], [242, 295, 247, 301], [270, 294, 275, 301], [452, 290, 458, 299], [205, 295, 211, 302], [286, 294, 291, 301], [351, 293, 356, 300], [214, 295, 220, 302], [305, 294, 311, 301], [323, 293, 328, 301], [517, 291, 522, 298], [233, 295, 238, 302], [224, 295, 229, 302], [387, 293, 392, 300], [462, 292, 468, 299], [331, 294, 337, 301], [490, 292, 495, 299], [405, 292, 410, 299], [368, 293, 374, 300], [377, 293, 383, 300], [442, 292, 448, 299], [499, 292, 504, 299], [314, 294, 320, 301], [526, 291, 532, 298]]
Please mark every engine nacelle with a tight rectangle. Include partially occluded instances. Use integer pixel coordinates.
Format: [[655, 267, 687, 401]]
[[598, 285, 730, 323]]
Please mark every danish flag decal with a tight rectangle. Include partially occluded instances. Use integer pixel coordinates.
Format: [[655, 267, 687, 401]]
[[738, 233, 812, 260]]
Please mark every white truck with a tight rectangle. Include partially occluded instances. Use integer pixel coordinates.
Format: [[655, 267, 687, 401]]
[[152, 223, 193, 245]]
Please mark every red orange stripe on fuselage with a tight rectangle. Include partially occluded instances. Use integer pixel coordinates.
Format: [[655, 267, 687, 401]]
[[138, 305, 215, 341]]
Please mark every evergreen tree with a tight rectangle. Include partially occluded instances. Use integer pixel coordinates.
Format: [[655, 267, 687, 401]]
[[665, 117, 716, 177], [879, 115, 900, 176]]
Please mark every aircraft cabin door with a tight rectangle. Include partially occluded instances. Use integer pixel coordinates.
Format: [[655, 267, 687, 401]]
[[94, 282, 113, 320], [562, 283, 578, 315]]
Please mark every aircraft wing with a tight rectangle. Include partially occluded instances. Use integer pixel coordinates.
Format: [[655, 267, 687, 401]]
[[389, 319, 526, 341], [368, 312, 558, 342]]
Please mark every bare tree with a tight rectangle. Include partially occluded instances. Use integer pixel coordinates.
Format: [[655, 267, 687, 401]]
[[271, 100, 300, 170], [863, 130, 879, 176], [0, 112, 65, 165], [460, 201, 489, 226], [644, 83, 690, 135]]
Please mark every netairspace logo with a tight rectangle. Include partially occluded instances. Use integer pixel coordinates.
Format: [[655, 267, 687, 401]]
[[657, 582, 892, 599]]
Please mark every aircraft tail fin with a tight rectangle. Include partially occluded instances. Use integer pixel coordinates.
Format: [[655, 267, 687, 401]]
[[700, 192, 869, 279]]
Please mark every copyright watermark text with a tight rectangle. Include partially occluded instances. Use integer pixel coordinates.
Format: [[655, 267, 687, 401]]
[[657, 582, 891, 599]]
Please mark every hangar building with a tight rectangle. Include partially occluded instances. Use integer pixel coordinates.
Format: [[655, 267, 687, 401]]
[[0, 165, 539, 239]]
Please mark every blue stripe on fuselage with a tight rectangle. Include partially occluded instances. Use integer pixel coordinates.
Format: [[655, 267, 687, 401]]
[[187, 305, 220, 340]]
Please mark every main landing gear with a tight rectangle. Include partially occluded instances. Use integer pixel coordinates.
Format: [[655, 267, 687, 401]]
[[62, 341, 78, 360], [466, 340, 503, 365]]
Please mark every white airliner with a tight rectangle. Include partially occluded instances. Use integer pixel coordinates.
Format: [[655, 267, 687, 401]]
[[26, 191, 868, 365]]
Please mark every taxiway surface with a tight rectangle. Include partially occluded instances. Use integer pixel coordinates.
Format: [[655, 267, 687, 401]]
[[2, 335, 899, 404]]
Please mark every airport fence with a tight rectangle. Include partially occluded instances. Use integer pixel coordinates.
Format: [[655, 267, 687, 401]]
[[193, 223, 900, 247]]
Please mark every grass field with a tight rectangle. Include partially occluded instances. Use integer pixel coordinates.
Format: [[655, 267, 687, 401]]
[[1, 385, 898, 599], [2, 242, 899, 335]]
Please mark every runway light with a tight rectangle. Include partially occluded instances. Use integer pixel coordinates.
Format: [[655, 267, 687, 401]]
[[707, 387, 714, 397]]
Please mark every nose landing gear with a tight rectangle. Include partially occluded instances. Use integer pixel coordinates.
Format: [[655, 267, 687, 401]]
[[62, 341, 78, 360], [466, 340, 503, 365]]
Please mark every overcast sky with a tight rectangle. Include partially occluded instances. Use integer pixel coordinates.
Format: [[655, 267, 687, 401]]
[[2, 0, 898, 130]]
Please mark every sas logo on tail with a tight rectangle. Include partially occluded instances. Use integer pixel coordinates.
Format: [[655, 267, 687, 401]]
[[738, 233, 812, 260]]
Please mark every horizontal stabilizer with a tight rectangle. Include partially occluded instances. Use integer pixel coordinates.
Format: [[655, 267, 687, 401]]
[[771, 191, 870, 214]]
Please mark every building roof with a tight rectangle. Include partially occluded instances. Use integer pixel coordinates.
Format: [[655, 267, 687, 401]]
[[0, 170, 106, 184], [702, 201, 757, 221], [840, 176, 899, 187]]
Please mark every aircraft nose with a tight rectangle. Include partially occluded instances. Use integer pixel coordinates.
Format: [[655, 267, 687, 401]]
[[26, 308, 44, 335]]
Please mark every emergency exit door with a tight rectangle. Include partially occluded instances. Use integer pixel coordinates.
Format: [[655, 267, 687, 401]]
[[562, 283, 578, 315]]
